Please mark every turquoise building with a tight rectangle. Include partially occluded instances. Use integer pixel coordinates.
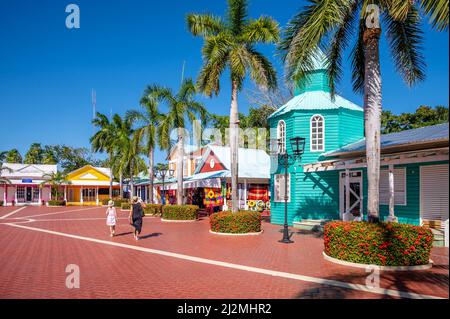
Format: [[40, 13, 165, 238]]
[[269, 51, 449, 230]]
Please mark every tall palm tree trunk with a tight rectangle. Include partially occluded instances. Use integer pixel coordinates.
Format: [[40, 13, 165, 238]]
[[230, 81, 239, 213], [109, 153, 113, 199], [363, 28, 382, 223], [148, 148, 154, 204], [119, 172, 123, 199], [130, 161, 135, 198], [177, 127, 184, 205]]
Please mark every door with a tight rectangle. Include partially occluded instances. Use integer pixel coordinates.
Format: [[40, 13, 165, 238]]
[[340, 171, 363, 220], [420, 164, 449, 229], [26, 187, 32, 202]]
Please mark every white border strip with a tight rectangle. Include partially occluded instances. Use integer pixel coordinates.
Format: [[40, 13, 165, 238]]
[[161, 218, 198, 223], [0, 207, 27, 219], [3, 222, 444, 299], [209, 229, 263, 236], [323, 252, 434, 271]]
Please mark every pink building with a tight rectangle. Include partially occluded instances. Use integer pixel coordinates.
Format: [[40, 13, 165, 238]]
[[0, 163, 57, 206]]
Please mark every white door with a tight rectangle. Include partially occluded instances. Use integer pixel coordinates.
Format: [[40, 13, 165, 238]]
[[340, 171, 363, 219], [420, 164, 449, 228]]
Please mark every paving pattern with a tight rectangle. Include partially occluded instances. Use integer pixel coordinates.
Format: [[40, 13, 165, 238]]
[[0, 206, 448, 299]]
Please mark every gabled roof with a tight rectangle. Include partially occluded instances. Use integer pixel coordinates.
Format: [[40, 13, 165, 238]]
[[269, 91, 363, 119], [167, 144, 200, 160], [0, 163, 57, 178], [67, 165, 112, 179], [325, 123, 449, 157], [194, 145, 270, 179]]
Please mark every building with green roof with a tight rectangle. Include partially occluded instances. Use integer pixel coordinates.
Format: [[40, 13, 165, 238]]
[[269, 50, 449, 238]]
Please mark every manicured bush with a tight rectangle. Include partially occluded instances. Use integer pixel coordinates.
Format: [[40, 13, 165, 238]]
[[121, 202, 131, 210], [113, 199, 128, 208], [144, 204, 163, 216], [0, 200, 3, 206], [210, 211, 262, 234], [48, 200, 66, 207], [324, 221, 434, 266], [162, 205, 199, 220]]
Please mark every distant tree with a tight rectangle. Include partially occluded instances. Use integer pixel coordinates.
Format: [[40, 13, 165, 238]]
[[382, 105, 449, 133], [42, 145, 58, 165], [24, 143, 44, 164], [0, 152, 11, 185], [5, 149, 22, 163]]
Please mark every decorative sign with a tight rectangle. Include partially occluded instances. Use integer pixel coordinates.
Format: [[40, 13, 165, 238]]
[[22, 179, 33, 183], [209, 159, 215, 169]]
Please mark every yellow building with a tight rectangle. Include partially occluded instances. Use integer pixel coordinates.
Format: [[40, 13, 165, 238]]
[[65, 165, 120, 206]]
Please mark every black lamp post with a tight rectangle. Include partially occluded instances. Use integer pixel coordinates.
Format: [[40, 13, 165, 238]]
[[274, 136, 306, 244], [154, 167, 174, 206]]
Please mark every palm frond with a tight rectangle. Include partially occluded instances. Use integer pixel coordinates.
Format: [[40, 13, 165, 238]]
[[350, 18, 366, 94], [385, 7, 426, 86], [186, 13, 225, 37], [420, 0, 449, 31], [327, 0, 359, 97], [240, 16, 280, 44], [244, 47, 278, 91], [227, 0, 248, 35]]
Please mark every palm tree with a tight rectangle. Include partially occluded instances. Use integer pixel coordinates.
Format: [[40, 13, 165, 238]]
[[126, 93, 162, 204], [0, 153, 12, 185], [277, 1, 446, 222], [187, 0, 280, 212], [147, 79, 207, 205], [91, 112, 117, 198], [5, 149, 22, 163], [41, 172, 71, 201]]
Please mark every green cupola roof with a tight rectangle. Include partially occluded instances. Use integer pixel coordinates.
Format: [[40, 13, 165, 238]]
[[294, 49, 330, 95], [268, 48, 363, 119]]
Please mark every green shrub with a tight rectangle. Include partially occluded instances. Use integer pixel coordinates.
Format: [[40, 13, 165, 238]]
[[121, 202, 131, 210], [210, 211, 262, 234], [162, 205, 199, 220], [0, 200, 4, 206], [48, 200, 66, 207], [324, 221, 434, 266], [113, 199, 128, 208], [144, 204, 163, 216]]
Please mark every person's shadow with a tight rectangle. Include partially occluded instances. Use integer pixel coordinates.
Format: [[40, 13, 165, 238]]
[[139, 232, 163, 239], [114, 231, 133, 237]]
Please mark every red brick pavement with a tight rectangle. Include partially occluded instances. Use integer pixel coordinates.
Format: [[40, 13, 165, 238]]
[[0, 206, 448, 299]]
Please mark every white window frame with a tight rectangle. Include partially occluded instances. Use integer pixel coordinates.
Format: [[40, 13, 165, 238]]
[[277, 120, 286, 154], [379, 167, 407, 206], [310, 114, 325, 152], [274, 173, 291, 202]]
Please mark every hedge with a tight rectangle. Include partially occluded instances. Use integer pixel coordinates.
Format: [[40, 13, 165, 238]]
[[121, 202, 131, 210], [144, 204, 163, 216], [0, 200, 3, 206], [48, 200, 66, 207], [210, 211, 261, 234], [162, 205, 199, 220], [324, 221, 434, 266]]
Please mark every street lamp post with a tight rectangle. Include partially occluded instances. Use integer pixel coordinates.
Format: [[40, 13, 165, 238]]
[[274, 136, 306, 244], [154, 167, 174, 206]]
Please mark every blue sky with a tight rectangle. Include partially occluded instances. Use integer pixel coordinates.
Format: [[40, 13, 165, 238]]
[[0, 0, 448, 164]]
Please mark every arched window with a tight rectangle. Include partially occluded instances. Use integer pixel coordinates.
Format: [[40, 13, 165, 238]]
[[310, 115, 325, 152], [277, 120, 286, 154]]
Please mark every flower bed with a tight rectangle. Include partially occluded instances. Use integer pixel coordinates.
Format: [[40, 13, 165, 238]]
[[144, 204, 163, 216], [162, 205, 199, 221], [210, 211, 262, 234], [48, 200, 66, 207], [324, 221, 434, 266]]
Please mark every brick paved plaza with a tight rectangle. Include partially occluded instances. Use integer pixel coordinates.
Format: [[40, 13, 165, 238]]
[[0, 206, 448, 299]]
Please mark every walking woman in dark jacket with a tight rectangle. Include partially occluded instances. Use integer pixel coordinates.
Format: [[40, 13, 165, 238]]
[[128, 196, 146, 240]]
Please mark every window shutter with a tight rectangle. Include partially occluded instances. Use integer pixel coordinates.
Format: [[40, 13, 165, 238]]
[[379, 168, 406, 205], [421, 165, 449, 224]]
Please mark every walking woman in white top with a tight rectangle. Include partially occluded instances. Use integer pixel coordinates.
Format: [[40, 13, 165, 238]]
[[106, 200, 117, 237]]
